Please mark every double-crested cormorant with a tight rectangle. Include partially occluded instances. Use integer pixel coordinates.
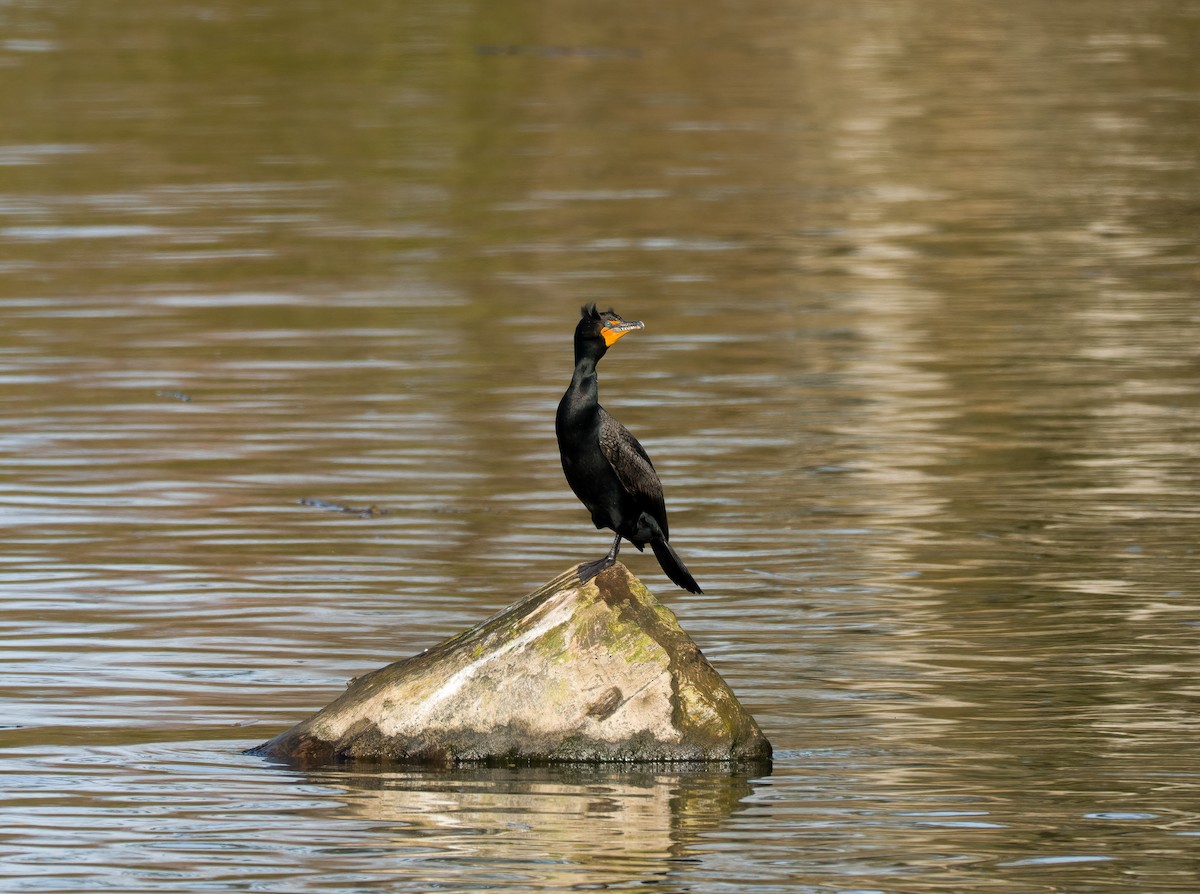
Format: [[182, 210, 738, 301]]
[[556, 304, 702, 594]]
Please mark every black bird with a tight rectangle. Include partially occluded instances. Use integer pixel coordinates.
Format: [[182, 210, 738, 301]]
[[555, 303, 702, 594]]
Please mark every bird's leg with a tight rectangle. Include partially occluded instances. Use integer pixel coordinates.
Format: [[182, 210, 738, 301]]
[[578, 533, 623, 583], [608, 532, 623, 561]]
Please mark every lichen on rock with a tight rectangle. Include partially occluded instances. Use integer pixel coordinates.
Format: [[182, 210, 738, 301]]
[[248, 563, 772, 768]]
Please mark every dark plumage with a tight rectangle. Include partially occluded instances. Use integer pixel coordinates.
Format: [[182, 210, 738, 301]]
[[555, 303, 702, 593]]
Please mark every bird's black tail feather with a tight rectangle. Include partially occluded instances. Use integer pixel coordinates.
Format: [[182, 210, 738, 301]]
[[651, 538, 702, 594]]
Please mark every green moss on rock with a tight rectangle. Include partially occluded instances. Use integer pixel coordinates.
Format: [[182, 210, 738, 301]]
[[249, 563, 771, 769]]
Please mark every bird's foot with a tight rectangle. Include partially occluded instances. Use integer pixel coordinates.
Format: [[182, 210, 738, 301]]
[[577, 555, 617, 584]]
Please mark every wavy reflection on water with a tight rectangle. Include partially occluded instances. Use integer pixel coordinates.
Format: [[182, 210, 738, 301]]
[[2, 0, 1200, 891]]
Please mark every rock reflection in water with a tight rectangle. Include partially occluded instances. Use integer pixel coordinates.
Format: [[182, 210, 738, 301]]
[[303, 766, 762, 886]]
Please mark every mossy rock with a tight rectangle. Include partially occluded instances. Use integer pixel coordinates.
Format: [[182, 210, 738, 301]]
[[249, 563, 772, 768]]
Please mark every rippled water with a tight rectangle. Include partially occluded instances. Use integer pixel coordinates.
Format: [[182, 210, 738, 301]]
[[3, 1, 1199, 891]]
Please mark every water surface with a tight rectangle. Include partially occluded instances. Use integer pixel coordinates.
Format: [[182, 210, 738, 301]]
[[2, 1, 1198, 891]]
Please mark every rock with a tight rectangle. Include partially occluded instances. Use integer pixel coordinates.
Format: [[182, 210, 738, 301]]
[[249, 563, 772, 768]]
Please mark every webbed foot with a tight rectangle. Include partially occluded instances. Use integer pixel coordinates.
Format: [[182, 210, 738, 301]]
[[577, 555, 617, 583]]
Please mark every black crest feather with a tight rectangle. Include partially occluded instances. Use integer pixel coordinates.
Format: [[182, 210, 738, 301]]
[[580, 302, 600, 320]]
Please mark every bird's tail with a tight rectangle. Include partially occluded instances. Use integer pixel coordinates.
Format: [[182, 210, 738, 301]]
[[651, 538, 703, 594]]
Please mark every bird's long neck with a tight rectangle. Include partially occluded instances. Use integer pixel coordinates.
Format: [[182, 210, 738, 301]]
[[570, 338, 607, 399], [566, 354, 599, 408], [573, 335, 606, 370], [560, 343, 603, 428]]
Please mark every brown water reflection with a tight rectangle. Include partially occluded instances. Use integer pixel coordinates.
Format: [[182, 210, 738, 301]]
[[320, 767, 757, 885], [2, 0, 1199, 891]]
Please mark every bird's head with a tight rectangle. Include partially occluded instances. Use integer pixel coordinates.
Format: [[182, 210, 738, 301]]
[[575, 303, 644, 358]]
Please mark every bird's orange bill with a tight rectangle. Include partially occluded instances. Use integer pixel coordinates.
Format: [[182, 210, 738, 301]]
[[601, 318, 644, 347]]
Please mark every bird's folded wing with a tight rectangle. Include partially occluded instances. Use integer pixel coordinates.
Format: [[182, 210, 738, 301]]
[[598, 409, 668, 536]]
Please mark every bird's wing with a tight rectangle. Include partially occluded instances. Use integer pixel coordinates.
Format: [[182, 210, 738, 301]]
[[598, 408, 669, 538]]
